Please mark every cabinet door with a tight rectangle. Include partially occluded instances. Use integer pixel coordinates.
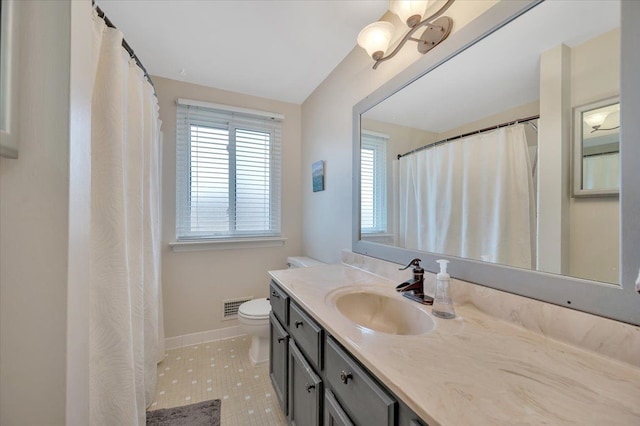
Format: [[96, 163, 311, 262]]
[[270, 313, 289, 415], [324, 389, 354, 426], [325, 337, 396, 426], [289, 341, 322, 426]]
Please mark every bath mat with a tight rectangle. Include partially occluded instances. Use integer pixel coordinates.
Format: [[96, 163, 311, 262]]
[[146, 399, 221, 426]]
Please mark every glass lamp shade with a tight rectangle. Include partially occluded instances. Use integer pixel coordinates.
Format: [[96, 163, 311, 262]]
[[389, 0, 430, 27], [584, 111, 608, 128], [601, 110, 620, 128], [357, 21, 395, 59]]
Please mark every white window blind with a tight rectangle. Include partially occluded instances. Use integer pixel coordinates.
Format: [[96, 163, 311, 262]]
[[176, 101, 282, 240], [361, 132, 388, 234]]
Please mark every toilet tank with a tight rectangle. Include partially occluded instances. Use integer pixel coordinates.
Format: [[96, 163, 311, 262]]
[[287, 256, 324, 268]]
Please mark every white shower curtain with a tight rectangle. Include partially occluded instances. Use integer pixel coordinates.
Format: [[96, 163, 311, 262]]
[[89, 12, 163, 426], [582, 152, 619, 190], [398, 124, 534, 269]]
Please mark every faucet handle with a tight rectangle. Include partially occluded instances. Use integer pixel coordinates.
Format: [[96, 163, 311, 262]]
[[399, 258, 422, 271]]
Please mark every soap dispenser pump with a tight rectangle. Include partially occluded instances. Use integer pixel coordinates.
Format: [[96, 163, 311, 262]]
[[432, 259, 456, 319]]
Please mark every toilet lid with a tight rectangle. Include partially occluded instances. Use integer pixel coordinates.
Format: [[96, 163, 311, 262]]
[[238, 298, 271, 319]]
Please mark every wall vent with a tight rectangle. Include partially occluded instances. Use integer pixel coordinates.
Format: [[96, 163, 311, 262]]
[[222, 297, 252, 320]]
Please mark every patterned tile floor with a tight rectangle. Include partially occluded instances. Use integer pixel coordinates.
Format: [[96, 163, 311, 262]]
[[150, 336, 287, 425]]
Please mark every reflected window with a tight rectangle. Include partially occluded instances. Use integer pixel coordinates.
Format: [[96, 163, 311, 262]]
[[361, 131, 387, 234]]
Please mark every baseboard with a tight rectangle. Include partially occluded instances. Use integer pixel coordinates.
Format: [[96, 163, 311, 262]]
[[164, 325, 243, 350]]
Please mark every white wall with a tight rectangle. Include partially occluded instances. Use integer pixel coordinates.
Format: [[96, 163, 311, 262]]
[[537, 44, 571, 275], [537, 29, 621, 283], [301, 1, 498, 263], [569, 29, 620, 283], [0, 1, 71, 424], [153, 76, 303, 338]]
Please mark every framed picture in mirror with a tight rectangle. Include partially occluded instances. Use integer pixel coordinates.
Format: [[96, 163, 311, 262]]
[[573, 97, 620, 197]]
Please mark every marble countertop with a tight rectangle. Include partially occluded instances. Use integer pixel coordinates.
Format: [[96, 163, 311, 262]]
[[269, 263, 640, 426]]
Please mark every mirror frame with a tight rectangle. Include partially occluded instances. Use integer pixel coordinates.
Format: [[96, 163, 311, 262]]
[[0, 0, 20, 159], [572, 96, 620, 197], [352, 0, 640, 326]]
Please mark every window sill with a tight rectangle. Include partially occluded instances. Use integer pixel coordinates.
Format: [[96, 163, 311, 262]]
[[169, 237, 287, 252], [361, 233, 395, 244]]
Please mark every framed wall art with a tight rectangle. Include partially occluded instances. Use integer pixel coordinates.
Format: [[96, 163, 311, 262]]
[[312, 160, 324, 192]]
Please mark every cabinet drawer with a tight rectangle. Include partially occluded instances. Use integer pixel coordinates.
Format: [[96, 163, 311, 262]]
[[289, 341, 322, 426], [269, 313, 289, 415], [269, 281, 289, 326], [289, 302, 323, 369], [325, 337, 396, 426]]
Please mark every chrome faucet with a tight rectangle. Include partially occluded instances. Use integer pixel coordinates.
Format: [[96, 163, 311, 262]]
[[396, 258, 433, 305]]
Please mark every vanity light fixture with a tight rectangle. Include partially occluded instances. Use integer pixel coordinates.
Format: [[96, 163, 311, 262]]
[[357, 0, 455, 69]]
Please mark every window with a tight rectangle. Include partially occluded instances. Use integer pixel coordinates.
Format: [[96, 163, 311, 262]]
[[361, 131, 387, 234], [176, 100, 282, 240]]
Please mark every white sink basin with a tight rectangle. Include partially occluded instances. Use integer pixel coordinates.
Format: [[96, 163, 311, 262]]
[[334, 291, 435, 335]]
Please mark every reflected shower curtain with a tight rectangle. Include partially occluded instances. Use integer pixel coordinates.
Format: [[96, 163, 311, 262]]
[[398, 124, 534, 269], [582, 152, 619, 190], [90, 13, 164, 425]]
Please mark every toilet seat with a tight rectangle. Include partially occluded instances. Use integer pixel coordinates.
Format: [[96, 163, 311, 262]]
[[238, 298, 270, 320]]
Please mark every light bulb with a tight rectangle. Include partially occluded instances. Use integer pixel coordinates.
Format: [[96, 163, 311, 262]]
[[357, 21, 395, 60]]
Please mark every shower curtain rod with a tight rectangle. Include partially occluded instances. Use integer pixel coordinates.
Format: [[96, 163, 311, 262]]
[[397, 115, 540, 160], [93, 2, 156, 95]]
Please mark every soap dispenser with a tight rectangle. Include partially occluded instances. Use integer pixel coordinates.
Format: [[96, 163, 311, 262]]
[[432, 259, 456, 319]]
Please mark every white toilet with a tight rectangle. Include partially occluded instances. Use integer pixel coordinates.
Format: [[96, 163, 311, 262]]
[[238, 256, 324, 365], [238, 298, 271, 365]]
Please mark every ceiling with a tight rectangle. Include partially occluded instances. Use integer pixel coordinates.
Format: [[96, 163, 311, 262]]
[[363, 0, 620, 134], [98, 0, 388, 104]]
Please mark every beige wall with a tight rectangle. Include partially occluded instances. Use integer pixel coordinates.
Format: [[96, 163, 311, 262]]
[[301, 1, 499, 263], [569, 29, 620, 283], [153, 77, 303, 338], [361, 119, 436, 158], [434, 101, 539, 142], [0, 1, 71, 424]]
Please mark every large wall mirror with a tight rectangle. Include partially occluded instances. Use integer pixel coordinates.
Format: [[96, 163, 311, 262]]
[[353, 0, 640, 325]]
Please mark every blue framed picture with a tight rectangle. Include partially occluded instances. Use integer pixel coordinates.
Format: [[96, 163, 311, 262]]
[[312, 160, 324, 192]]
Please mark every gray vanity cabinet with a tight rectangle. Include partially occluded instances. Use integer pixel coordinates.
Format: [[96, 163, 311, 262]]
[[269, 280, 426, 426], [270, 312, 289, 415], [289, 341, 323, 426]]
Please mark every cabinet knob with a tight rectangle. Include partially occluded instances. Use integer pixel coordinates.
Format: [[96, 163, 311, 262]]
[[340, 370, 353, 384], [295, 320, 303, 328], [277, 337, 285, 343], [305, 383, 315, 393], [271, 291, 280, 298]]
